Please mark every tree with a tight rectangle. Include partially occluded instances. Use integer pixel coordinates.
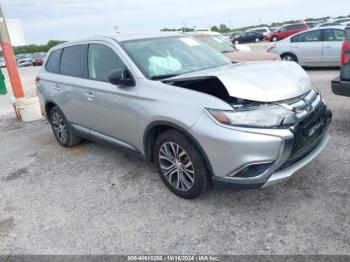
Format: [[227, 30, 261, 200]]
[[13, 40, 66, 54], [210, 26, 220, 32], [219, 24, 230, 33]]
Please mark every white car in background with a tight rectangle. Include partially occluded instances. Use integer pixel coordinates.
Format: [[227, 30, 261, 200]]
[[267, 26, 345, 67], [333, 18, 350, 25], [247, 27, 271, 36]]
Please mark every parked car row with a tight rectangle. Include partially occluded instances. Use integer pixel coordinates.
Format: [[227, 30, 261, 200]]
[[189, 31, 279, 62], [230, 18, 350, 44], [15, 52, 46, 67]]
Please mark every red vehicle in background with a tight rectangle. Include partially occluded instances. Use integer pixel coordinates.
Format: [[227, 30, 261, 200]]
[[31, 52, 46, 66], [265, 22, 309, 42]]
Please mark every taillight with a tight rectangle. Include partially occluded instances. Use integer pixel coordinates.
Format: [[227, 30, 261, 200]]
[[35, 76, 40, 95], [341, 40, 350, 65]]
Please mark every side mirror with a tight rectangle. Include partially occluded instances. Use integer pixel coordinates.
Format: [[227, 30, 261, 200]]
[[108, 69, 134, 86]]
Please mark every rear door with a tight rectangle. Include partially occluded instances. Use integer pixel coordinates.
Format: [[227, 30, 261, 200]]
[[278, 26, 289, 39], [290, 30, 323, 66], [322, 28, 345, 66], [51, 45, 90, 128]]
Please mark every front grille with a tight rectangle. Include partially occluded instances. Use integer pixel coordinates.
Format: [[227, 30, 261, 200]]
[[279, 90, 332, 169]]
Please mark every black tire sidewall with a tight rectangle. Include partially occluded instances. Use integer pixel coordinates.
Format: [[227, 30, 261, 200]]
[[154, 130, 208, 199], [49, 107, 76, 147], [282, 53, 298, 63]]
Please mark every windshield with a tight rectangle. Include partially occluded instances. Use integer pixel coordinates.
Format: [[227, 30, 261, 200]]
[[32, 53, 44, 58], [192, 35, 235, 53], [120, 36, 230, 79]]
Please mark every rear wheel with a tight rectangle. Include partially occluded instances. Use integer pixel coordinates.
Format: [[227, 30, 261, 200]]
[[272, 36, 278, 42], [255, 38, 260, 43], [49, 106, 81, 147], [281, 53, 298, 63], [153, 130, 209, 199]]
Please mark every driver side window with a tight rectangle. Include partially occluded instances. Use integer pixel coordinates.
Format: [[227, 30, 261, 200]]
[[279, 27, 287, 32], [88, 44, 125, 82]]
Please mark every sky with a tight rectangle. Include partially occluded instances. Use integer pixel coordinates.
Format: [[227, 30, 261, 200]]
[[2, 0, 350, 44]]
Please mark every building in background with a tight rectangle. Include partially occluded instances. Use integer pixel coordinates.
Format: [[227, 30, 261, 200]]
[[3, 19, 26, 47]]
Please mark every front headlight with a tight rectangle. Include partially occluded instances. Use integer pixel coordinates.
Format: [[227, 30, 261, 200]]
[[207, 105, 291, 128]]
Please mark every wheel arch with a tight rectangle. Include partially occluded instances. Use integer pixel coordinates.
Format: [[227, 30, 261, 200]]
[[280, 51, 300, 63], [44, 100, 58, 117], [143, 121, 214, 178]]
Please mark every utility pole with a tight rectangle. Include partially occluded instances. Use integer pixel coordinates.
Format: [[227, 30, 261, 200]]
[[0, 4, 25, 100]]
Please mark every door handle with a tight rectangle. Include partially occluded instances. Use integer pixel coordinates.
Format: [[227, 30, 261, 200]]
[[84, 92, 95, 101], [53, 85, 61, 92]]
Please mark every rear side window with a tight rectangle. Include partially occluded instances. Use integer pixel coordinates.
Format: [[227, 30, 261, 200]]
[[323, 29, 345, 41], [288, 24, 306, 30], [46, 49, 61, 73], [60, 45, 84, 77], [88, 44, 125, 82], [291, 30, 321, 42]]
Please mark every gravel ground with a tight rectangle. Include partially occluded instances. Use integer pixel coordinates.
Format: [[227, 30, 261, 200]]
[[0, 66, 349, 255]]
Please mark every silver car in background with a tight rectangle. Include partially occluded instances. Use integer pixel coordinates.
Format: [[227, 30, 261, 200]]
[[38, 33, 331, 199], [268, 26, 345, 66]]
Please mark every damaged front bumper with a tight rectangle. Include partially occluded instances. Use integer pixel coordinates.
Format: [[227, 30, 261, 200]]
[[188, 94, 332, 189]]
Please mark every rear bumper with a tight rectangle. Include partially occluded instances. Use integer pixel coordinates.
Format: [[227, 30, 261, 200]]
[[332, 77, 350, 97]]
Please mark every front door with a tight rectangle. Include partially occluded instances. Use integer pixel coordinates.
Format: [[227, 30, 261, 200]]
[[290, 30, 323, 66], [82, 43, 140, 149]]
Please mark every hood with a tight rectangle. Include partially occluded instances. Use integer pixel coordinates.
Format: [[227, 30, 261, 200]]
[[224, 51, 280, 62], [165, 61, 312, 102]]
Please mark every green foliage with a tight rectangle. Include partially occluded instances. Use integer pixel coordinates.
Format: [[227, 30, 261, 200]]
[[13, 40, 66, 55], [210, 26, 220, 32]]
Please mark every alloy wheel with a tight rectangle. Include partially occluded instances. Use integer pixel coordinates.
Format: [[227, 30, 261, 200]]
[[51, 112, 68, 144], [282, 55, 295, 62], [159, 142, 195, 191]]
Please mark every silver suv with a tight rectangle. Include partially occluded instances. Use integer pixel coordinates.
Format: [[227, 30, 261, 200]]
[[38, 33, 331, 199]]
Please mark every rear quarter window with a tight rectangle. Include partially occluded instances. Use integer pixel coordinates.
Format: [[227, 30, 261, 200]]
[[288, 24, 306, 30], [60, 45, 85, 77], [46, 49, 62, 74]]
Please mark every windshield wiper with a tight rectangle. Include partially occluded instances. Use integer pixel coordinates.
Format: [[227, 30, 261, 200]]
[[150, 74, 179, 80]]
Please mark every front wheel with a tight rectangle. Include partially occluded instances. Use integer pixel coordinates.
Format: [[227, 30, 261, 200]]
[[272, 36, 278, 42], [154, 130, 209, 199], [255, 38, 260, 43]]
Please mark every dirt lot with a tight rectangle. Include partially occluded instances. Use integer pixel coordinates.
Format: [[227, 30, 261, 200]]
[[0, 66, 349, 255]]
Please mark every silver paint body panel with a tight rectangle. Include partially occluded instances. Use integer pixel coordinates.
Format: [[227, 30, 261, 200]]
[[39, 35, 330, 187]]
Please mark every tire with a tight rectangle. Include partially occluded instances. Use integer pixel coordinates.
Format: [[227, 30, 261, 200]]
[[281, 53, 298, 63], [49, 106, 81, 147], [272, 36, 278, 42], [153, 130, 209, 199], [255, 38, 260, 43], [234, 40, 239, 44]]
